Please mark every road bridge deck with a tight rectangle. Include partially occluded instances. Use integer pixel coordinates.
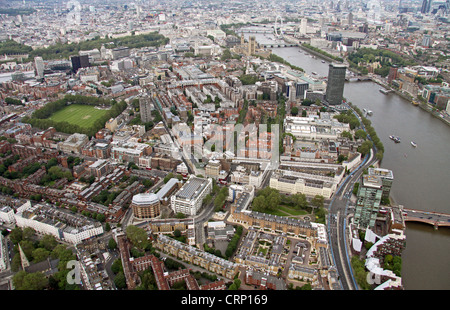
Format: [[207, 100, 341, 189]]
[[403, 208, 450, 229]]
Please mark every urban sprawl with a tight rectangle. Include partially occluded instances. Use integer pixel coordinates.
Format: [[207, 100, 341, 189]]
[[0, 0, 449, 292]]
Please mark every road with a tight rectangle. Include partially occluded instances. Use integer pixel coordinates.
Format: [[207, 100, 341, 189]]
[[326, 103, 378, 290]]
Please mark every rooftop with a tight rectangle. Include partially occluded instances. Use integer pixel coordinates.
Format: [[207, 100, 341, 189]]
[[175, 176, 209, 200], [132, 193, 159, 205]]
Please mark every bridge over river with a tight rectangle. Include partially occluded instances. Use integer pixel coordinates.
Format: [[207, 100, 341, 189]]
[[403, 208, 450, 229]]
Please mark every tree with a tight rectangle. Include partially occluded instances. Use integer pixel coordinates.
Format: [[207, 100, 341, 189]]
[[108, 238, 117, 250], [173, 229, 182, 238], [358, 140, 373, 155], [39, 234, 58, 251], [9, 227, 23, 244], [203, 194, 213, 206], [341, 131, 353, 141], [291, 106, 299, 116], [114, 272, 127, 289], [96, 213, 106, 222], [314, 207, 328, 224], [299, 283, 312, 290], [51, 244, 76, 262], [221, 48, 232, 61], [310, 195, 324, 210], [32, 248, 50, 263], [252, 187, 282, 212], [22, 227, 36, 241], [126, 225, 149, 250], [13, 270, 48, 290], [290, 193, 308, 210], [354, 129, 367, 140], [164, 173, 174, 183], [111, 259, 123, 274]]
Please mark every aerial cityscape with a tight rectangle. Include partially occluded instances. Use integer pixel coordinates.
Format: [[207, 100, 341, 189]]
[[0, 0, 449, 295]]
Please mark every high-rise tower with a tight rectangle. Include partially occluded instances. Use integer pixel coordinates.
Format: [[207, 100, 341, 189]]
[[354, 175, 383, 229], [248, 36, 256, 56], [34, 56, 44, 80], [325, 63, 347, 105]]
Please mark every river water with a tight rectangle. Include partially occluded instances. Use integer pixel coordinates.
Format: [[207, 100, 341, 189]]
[[243, 32, 450, 289]]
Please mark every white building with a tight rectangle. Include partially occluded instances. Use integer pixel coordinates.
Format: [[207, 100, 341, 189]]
[[0, 234, 7, 271], [269, 170, 335, 199], [58, 133, 89, 154], [171, 176, 212, 216], [0, 206, 15, 224], [14, 201, 103, 245], [284, 115, 350, 140]]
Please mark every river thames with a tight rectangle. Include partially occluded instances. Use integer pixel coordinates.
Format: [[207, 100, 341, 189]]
[[243, 32, 450, 289]]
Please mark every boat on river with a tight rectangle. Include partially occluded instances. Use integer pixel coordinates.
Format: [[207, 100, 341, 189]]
[[390, 135, 401, 143], [411, 141, 417, 147], [379, 88, 391, 95]]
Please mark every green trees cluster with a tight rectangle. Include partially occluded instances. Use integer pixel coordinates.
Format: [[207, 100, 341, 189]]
[[5, 97, 23, 105], [221, 48, 233, 61], [334, 104, 384, 161], [228, 278, 242, 290], [213, 186, 229, 211], [358, 140, 373, 156], [111, 259, 126, 289], [219, 23, 250, 36], [203, 243, 224, 258], [251, 188, 327, 223], [347, 48, 416, 77], [333, 110, 361, 130], [302, 43, 344, 62], [10, 228, 78, 290], [236, 99, 249, 124], [238, 74, 260, 85], [351, 256, 372, 290], [288, 282, 312, 290], [225, 225, 243, 259], [348, 103, 385, 161], [384, 255, 402, 277], [126, 225, 149, 250], [252, 187, 311, 213], [268, 53, 304, 72], [40, 166, 74, 186], [252, 187, 282, 212], [91, 189, 121, 207], [22, 94, 127, 137], [136, 268, 158, 290], [1, 32, 168, 61], [0, 40, 33, 55], [1, 161, 41, 180]]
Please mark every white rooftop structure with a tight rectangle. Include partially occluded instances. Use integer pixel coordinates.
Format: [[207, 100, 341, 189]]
[[132, 193, 159, 205]]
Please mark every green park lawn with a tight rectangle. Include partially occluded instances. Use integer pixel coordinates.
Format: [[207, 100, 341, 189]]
[[261, 205, 309, 217], [48, 104, 109, 128]]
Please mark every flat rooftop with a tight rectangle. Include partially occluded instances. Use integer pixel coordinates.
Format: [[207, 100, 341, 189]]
[[368, 167, 394, 180], [175, 177, 209, 200], [362, 175, 383, 188]]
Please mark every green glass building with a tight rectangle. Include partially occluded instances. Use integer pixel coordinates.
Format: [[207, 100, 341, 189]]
[[354, 174, 383, 229]]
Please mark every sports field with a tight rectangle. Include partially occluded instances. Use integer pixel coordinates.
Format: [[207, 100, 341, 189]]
[[48, 104, 109, 128]]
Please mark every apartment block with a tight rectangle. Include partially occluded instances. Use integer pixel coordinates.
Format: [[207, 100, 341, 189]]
[[171, 176, 212, 216]]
